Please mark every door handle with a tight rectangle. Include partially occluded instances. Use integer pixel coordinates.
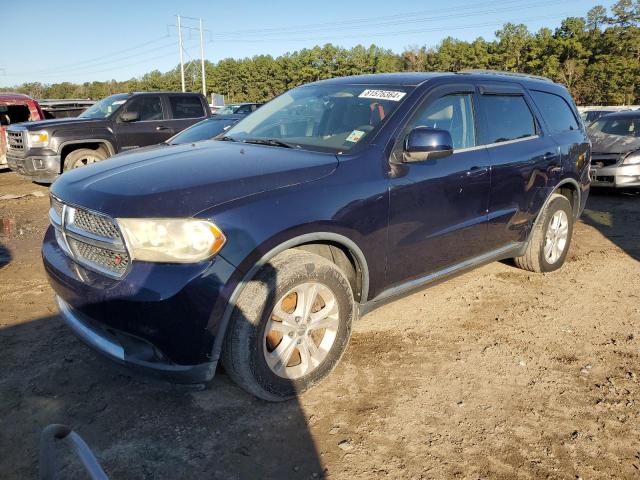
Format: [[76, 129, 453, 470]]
[[542, 152, 556, 160], [466, 166, 488, 177], [156, 126, 170, 131]]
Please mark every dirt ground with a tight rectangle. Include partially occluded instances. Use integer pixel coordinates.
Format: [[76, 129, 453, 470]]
[[1, 170, 639, 480]]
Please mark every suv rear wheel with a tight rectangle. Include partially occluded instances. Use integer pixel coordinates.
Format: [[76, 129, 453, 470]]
[[63, 147, 108, 171], [514, 193, 574, 273], [222, 249, 354, 401]]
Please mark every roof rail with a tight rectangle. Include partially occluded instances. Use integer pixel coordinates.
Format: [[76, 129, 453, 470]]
[[458, 69, 554, 83]]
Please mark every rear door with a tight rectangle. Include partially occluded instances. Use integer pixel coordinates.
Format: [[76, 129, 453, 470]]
[[163, 94, 208, 136], [476, 83, 561, 250], [113, 95, 170, 150], [385, 84, 491, 287]]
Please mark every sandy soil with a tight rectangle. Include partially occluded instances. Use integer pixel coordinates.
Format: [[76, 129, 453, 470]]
[[1, 170, 639, 479]]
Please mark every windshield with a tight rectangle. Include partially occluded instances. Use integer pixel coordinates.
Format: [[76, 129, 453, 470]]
[[222, 84, 412, 153], [589, 116, 640, 137], [169, 117, 239, 145], [79, 94, 128, 119], [216, 105, 239, 115]]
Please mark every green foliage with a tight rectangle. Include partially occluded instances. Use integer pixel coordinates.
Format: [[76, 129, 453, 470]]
[[2, 4, 639, 105]]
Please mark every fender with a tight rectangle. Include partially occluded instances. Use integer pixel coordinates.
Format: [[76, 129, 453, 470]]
[[58, 138, 116, 156], [209, 232, 370, 364], [524, 178, 582, 247]]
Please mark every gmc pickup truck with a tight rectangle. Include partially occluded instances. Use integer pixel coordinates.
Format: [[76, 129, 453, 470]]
[[6, 91, 210, 183]]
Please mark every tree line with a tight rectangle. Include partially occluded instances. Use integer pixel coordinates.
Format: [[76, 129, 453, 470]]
[[3, 2, 640, 105]]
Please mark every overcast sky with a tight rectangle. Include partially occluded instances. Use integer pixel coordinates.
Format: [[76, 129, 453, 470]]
[[0, 0, 617, 86]]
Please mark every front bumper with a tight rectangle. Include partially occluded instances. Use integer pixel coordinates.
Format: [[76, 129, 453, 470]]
[[7, 152, 60, 183], [590, 163, 640, 188], [43, 226, 238, 383]]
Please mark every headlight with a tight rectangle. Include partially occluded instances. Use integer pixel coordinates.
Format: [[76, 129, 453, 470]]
[[117, 218, 226, 263], [27, 130, 49, 148], [622, 151, 640, 165]]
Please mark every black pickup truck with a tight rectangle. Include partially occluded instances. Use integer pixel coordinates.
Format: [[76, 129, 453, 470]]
[[6, 92, 210, 183]]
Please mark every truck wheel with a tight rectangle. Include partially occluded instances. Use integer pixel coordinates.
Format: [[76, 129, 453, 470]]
[[63, 148, 107, 171], [222, 249, 354, 401], [514, 193, 574, 273]]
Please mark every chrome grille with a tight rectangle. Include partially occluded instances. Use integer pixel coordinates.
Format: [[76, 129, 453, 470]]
[[71, 208, 120, 240], [49, 195, 130, 279], [7, 130, 25, 151], [67, 237, 130, 275]]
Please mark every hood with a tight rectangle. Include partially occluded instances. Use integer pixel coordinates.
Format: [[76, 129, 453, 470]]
[[588, 129, 640, 154], [17, 117, 105, 131], [51, 140, 338, 217]]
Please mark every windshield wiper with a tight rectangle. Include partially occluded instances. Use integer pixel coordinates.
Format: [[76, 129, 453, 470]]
[[242, 138, 296, 149], [218, 135, 237, 142]]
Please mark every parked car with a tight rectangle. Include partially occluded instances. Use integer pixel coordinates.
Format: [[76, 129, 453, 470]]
[[0, 93, 46, 167], [38, 99, 95, 119], [167, 114, 243, 144], [6, 91, 210, 183], [587, 111, 640, 189], [43, 72, 589, 401], [215, 102, 263, 115]]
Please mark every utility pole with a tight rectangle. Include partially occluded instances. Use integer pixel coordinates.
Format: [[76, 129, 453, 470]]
[[177, 15, 185, 93], [199, 18, 206, 98]]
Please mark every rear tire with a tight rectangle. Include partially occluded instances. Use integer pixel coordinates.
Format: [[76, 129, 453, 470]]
[[222, 249, 354, 401], [63, 148, 107, 171], [514, 193, 574, 273]]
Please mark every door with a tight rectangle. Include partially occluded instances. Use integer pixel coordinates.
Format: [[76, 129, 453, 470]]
[[385, 86, 491, 288], [113, 95, 171, 151], [475, 84, 561, 250], [162, 94, 208, 137]]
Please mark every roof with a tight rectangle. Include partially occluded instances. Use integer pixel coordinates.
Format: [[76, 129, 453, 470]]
[[595, 110, 640, 119], [308, 71, 559, 88]]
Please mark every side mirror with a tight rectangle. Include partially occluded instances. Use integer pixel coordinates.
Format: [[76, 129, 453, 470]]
[[120, 111, 139, 122], [402, 127, 454, 162]]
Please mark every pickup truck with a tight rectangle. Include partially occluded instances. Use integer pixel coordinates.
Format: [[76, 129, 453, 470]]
[[0, 93, 46, 168], [6, 91, 210, 183]]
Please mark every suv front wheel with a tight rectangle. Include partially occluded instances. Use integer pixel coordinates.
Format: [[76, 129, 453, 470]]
[[222, 249, 354, 401], [514, 193, 574, 273]]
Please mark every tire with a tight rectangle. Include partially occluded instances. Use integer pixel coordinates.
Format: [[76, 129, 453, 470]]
[[63, 148, 108, 171], [222, 249, 354, 401], [514, 193, 574, 273]]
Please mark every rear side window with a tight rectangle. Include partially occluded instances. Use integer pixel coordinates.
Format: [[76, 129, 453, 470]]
[[169, 96, 205, 119], [531, 90, 579, 133], [480, 95, 536, 144]]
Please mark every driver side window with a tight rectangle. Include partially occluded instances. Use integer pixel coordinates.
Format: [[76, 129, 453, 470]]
[[125, 96, 164, 121], [409, 94, 476, 150]]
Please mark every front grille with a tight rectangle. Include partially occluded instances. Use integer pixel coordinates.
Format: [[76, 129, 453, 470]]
[[67, 237, 130, 276], [591, 153, 622, 167], [49, 195, 130, 278], [7, 130, 25, 151], [71, 208, 120, 240]]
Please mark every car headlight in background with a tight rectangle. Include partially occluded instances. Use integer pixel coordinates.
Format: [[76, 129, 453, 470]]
[[27, 131, 49, 148], [117, 218, 226, 263], [622, 151, 640, 165]]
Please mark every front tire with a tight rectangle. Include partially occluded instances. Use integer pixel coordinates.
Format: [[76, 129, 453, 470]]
[[514, 193, 574, 273], [222, 249, 354, 401], [63, 148, 107, 171]]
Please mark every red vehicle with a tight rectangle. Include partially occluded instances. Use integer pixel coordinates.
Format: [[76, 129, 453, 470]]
[[0, 93, 45, 167]]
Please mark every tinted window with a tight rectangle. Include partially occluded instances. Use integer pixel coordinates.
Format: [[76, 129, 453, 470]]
[[531, 91, 579, 133], [409, 94, 476, 149], [169, 96, 205, 119], [125, 96, 164, 121], [480, 95, 536, 144], [236, 104, 255, 114]]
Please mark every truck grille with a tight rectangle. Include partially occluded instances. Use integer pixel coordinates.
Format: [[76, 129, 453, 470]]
[[7, 130, 25, 151], [49, 195, 130, 278]]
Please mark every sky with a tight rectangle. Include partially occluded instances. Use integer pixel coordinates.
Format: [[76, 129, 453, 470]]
[[0, 0, 618, 86]]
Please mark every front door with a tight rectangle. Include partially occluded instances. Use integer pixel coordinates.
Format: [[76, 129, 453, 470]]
[[113, 95, 171, 151], [386, 86, 491, 288]]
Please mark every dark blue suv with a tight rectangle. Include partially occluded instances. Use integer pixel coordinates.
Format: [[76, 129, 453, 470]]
[[43, 72, 590, 401]]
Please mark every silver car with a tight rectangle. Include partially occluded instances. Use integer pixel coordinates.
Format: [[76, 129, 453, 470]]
[[588, 111, 640, 189]]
